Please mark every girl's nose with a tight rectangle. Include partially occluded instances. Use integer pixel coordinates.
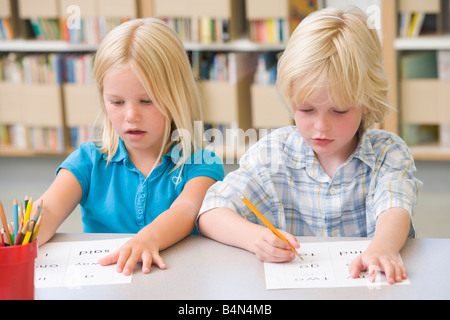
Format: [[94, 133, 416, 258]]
[[125, 104, 142, 122]]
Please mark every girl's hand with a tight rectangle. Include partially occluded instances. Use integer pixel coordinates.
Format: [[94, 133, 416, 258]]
[[254, 228, 300, 263], [348, 247, 408, 284], [98, 234, 167, 276]]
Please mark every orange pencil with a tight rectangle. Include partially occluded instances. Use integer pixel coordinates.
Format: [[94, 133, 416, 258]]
[[0, 201, 12, 246], [240, 193, 303, 261]]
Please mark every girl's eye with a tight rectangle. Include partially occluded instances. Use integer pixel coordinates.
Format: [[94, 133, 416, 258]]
[[141, 100, 153, 104], [111, 101, 123, 105]]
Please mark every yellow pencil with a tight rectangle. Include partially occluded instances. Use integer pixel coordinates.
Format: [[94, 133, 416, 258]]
[[21, 221, 33, 245], [240, 193, 303, 261], [31, 214, 43, 242], [23, 197, 33, 224]]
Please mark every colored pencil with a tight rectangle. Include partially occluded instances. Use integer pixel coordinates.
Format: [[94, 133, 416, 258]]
[[31, 214, 43, 242], [15, 220, 29, 246], [0, 201, 12, 246], [23, 197, 33, 224], [13, 200, 19, 242], [239, 193, 303, 261], [21, 222, 33, 245]]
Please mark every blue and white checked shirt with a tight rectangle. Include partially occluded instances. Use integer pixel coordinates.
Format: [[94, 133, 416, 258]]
[[199, 126, 423, 238]]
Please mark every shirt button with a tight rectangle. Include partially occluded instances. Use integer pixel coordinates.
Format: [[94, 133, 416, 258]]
[[330, 187, 338, 195]]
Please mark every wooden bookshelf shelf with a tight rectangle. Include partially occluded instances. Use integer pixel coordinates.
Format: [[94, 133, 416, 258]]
[[0, 40, 98, 52], [395, 36, 450, 51], [184, 39, 286, 52], [410, 144, 450, 161]]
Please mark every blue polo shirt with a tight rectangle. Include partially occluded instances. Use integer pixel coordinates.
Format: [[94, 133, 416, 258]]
[[58, 139, 224, 234]]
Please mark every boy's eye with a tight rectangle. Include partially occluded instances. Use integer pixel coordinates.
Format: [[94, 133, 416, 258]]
[[333, 110, 348, 115], [299, 108, 314, 113]]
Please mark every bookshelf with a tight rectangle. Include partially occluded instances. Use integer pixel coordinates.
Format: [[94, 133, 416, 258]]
[[1, 0, 319, 159], [384, 0, 450, 160], [1, 0, 405, 160]]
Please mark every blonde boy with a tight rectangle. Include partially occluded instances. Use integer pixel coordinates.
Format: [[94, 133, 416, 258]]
[[198, 7, 422, 284]]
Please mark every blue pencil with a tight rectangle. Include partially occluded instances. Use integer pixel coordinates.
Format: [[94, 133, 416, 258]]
[[13, 199, 19, 243]]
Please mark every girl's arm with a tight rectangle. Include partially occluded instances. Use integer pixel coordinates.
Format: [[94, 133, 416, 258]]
[[349, 207, 411, 284], [98, 176, 217, 275], [37, 169, 83, 246]]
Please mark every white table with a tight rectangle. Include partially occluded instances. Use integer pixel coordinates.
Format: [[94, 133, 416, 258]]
[[35, 233, 450, 300]]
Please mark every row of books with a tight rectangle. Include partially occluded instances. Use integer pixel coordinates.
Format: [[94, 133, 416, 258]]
[[27, 17, 129, 44], [191, 51, 257, 83], [0, 52, 95, 85], [161, 17, 231, 44], [61, 17, 129, 44], [69, 126, 100, 150], [398, 12, 437, 38], [248, 19, 289, 44], [0, 18, 14, 40], [0, 124, 65, 153], [254, 52, 279, 86]]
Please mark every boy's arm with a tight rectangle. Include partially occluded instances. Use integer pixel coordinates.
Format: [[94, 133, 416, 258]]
[[349, 207, 411, 284], [199, 208, 299, 263]]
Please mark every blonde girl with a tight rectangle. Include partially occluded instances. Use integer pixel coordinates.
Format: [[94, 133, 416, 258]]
[[37, 18, 224, 275]]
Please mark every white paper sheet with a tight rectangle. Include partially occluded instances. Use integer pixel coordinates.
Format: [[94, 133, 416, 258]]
[[264, 240, 410, 289], [35, 238, 132, 288]]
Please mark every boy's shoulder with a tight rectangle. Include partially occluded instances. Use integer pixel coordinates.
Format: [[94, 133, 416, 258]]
[[365, 129, 409, 150], [241, 126, 303, 168], [258, 125, 300, 146], [363, 129, 414, 162]]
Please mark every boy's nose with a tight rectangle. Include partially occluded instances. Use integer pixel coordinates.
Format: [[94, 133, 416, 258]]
[[314, 115, 331, 133]]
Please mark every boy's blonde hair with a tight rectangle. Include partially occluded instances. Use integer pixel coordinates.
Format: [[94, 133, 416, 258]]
[[277, 6, 390, 131], [93, 18, 203, 167]]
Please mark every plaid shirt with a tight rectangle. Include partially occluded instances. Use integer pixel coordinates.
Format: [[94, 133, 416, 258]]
[[199, 126, 423, 238]]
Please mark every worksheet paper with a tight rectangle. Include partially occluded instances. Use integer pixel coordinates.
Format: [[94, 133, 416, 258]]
[[35, 238, 132, 288], [264, 240, 410, 289]]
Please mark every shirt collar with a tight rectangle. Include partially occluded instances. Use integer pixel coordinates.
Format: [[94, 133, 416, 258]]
[[107, 139, 129, 163], [284, 129, 377, 171], [104, 139, 179, 164]]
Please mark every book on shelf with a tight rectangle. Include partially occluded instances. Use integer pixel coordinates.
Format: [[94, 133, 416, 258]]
[[28, 18, 61, 40], [253, 52, 279, 86], [0, 18, 14, 40], [400, 51, 438, 79], [161, 17, 231, 44], [398, 12, 437, 38], [247, 0, 317, 44], [438, 51, 450, 81], [191, 51, 258, 83], [60, 17, 130, 44]]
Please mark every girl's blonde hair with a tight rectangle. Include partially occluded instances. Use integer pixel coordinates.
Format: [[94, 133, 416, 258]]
[[93, 18, 203, 167], [277, 6, 390, 131]]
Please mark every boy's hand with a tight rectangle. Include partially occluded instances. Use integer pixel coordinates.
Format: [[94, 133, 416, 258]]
[[348, 247, 408, 284], [98, 235, 167, 276], [254, 228, 300, 263]]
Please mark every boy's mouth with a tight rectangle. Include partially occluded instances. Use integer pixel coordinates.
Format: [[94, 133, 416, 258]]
[[312, 138, 334, 146]]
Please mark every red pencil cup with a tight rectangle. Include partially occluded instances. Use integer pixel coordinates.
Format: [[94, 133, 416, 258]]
[[0, 241, 38, 300]]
